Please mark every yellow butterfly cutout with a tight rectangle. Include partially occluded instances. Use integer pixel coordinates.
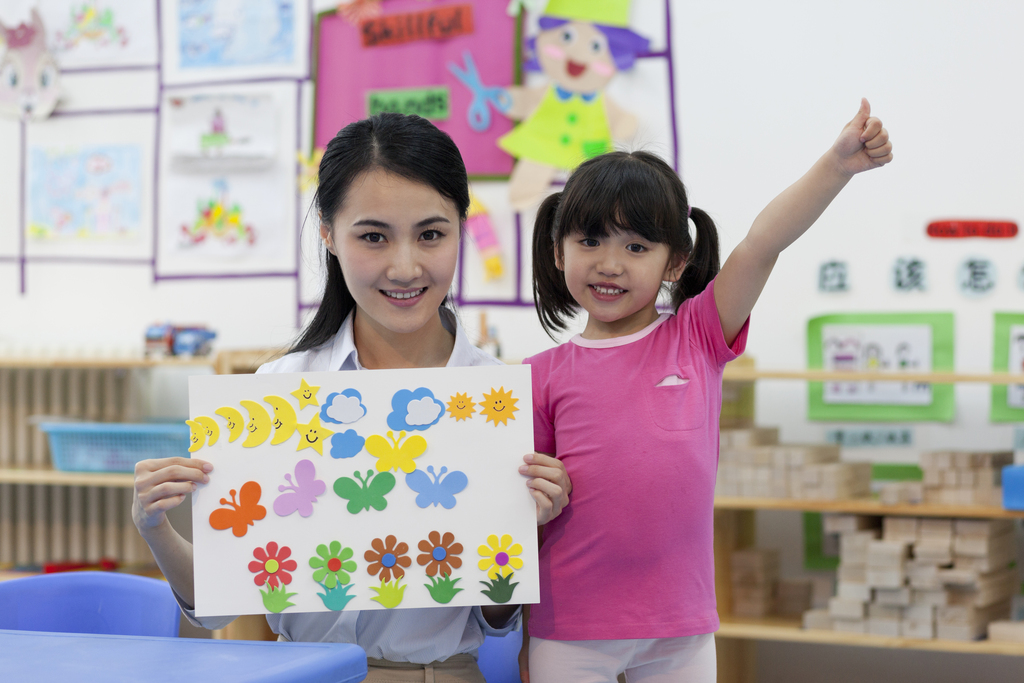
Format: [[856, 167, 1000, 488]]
[[366, 430, 427, 474]]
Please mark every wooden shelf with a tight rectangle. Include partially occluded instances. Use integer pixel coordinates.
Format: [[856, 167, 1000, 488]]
[[714, 496, 1024, 519], [0, 357, 214, 369], [722, 367, 1024, 384], [0, 469, 135, 488], [718, 616, 1024, 657]]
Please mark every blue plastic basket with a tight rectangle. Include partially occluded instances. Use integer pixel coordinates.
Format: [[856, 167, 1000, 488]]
[[38, 423, 191, 473]]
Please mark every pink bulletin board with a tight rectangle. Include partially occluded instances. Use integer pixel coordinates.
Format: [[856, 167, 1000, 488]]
[[314, 1, 520, 178]]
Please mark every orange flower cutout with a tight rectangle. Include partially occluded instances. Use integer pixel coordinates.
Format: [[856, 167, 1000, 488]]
[[417, 531, 463, 577], [364, 535, 411, 582]]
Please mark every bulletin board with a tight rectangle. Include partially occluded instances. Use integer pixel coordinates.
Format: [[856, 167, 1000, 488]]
[[991, 312, 1024, 423]]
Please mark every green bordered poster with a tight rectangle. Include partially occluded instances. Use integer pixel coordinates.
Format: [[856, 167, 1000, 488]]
[[991, 312, 1024, 423], [807, 313, 955, 422]]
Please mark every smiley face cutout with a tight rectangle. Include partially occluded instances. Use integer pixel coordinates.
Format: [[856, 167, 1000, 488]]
[[216, 406, 245, 443], [446, 392, 476, 422], [480, 387, 519, 427], [291, 378, 321, 410], [194, 416, 220, 447], [264, 395, 298, 445], [241, 400, 272, 448], [186, 420, 206, 452], [296, 414, 335, 456]]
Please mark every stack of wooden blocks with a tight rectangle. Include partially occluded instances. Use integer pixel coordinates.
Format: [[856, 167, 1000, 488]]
[[920, 451, 1013, 506], [716, 428, 871, 500], [775, 578, 815, 617], [814, 514, 1018, 640], [730, 548, 779, 618]]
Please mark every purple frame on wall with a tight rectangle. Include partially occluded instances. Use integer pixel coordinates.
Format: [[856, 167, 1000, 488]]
[[9, 0, 678, 332]]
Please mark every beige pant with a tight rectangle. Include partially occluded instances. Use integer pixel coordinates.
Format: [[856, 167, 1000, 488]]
[[364, 654, 487, 683]]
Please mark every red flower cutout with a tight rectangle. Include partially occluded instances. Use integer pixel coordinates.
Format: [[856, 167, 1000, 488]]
[[417, 531, 463, 577], [364, 535, 411, 582], [248, 541, 297, 588]]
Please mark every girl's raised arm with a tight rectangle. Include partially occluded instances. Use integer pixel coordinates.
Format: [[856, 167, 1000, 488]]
[[713, 99, 892, 344]]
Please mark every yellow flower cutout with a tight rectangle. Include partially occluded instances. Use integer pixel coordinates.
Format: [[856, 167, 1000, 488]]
[[446, 392, 476, 421], [477, 534, 523, 579], [479, 387, 518, 427], [291, 378, 320, 409]]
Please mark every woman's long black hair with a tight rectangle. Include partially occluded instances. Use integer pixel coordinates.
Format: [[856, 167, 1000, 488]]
[[291, 113, 470, 354], [532, 151, 720, 339]]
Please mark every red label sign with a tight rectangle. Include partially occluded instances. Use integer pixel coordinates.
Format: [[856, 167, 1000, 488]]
[[360, 4, 474, 48], [926, 220, 1018, 238]]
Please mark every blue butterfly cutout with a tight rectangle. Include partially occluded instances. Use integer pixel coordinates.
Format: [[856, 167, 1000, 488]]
[[405, 465, 468, 509]]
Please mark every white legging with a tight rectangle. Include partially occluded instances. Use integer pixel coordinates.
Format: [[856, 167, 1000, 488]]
[[529, 633, 717, 683]]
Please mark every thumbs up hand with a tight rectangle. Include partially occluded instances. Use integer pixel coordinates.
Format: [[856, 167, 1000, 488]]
[[831, 98, 893, 176]]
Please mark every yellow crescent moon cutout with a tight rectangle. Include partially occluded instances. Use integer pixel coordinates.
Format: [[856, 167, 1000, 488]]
[[194, 416, 220, 447], [264, 395, 298, 446], [240, 400, 272, 448], [185, 420, 206, 453], [215, 406, 245, 443]]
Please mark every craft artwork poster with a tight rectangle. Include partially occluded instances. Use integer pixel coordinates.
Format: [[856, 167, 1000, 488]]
[[807, 313, 955, 422], [189, 365, 538, 617], [36, 1, 159, 69], [990, 313, 1024, 422]]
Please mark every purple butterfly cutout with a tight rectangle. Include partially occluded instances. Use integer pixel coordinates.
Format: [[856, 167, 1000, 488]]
[[273, 459, 327, 518]]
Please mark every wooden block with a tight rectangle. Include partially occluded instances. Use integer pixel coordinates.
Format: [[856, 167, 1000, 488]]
[[828, 597, 866, 620], [954, 519, 1014, 538], [901, 618, 936, 639], [868, 540, 910, 567], [866, 569, 905, 588], [832, 618, 866, 634], [823, 514, 876, 535], [720, 427, 779, 448], [867, 617, 902, 637], [912, 589, 949, 607], [838, 564, 867, 583], [883, 517, 919, 543], [919, 518, 953, 540], [802, 609, 833, 630], [954, 531, 1014, 558], [837, 582, 871, 602], [873, 586, 912, 606], [905, 604, 935, 622], [868, 603, 903, 620], [907, 561, 942, 590], [987, 620, 1024, 643]]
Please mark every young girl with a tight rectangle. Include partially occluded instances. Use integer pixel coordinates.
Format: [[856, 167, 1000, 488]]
[[523, 100, 892, 682], [131, 113, 571, 683]]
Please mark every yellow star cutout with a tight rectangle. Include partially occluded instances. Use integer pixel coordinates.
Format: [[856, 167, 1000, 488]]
[[446, 392, 476, 421], [480, 387, 519, 427], [296, 414, 334, 455], [290, 378, 321, 409]]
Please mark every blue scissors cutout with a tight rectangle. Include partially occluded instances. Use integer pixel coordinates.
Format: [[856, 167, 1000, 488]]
[[447, 50, 512, 132]]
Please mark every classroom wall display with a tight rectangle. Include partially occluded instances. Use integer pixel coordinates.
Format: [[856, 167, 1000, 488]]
[[991, 313, 1024, 423], [23, 112, 155, 260], [892, 257, 926, 292], [0, 9, 61, 121], [36, 0, 159, 70], [818, 260, 849, 293], [313, 0, 520, 179], [807, 313, 955, 422], [958, 256, 996, 297], [157, 82, 298, 277], [0, 119, 20, 257], [160, 0, 310, 86], [189, 365, 537, 617]]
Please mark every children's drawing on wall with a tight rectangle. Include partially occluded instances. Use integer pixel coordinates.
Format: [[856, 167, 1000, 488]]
[[1008, 325, 1024, 409], [0, 9, 60, 120], [821, 324, 933, 406], [168, 93, 277, 171], [496, 0, 649, 208], [179, 178, 255, 247], [27, 144, 142, 241], [178, 0, 294, 70], [36, 2, 157, 69]]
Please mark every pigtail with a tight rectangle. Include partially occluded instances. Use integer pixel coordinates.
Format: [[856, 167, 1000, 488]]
[[532, 192, 578, 339], [672, 206, 720, 310]]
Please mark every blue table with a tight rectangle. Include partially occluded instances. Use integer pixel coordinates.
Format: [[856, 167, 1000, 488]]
[[0, 629, 367, 683]]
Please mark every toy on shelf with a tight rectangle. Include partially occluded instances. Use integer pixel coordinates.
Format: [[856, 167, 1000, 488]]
[[145, 324, 217, 358]]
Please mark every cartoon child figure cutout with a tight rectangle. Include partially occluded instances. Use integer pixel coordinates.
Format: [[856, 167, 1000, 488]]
[[498, 0, 649, 209]]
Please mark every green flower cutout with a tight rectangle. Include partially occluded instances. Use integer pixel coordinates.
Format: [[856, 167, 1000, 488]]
[[309, 541, 357, 589]]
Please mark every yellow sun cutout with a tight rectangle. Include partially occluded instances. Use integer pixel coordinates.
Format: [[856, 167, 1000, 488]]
[[290, 378, 321, 409], [480, 387, 518, 427], [446, 392, 477, 421]]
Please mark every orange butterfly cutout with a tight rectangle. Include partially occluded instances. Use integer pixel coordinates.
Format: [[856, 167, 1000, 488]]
[[209, 481, 267, 537]]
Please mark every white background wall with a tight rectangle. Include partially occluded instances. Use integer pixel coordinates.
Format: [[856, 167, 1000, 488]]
[[2, 0, 1024, 678]]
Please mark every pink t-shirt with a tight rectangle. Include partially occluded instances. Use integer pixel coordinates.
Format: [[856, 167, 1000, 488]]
[[524, 279, 748, 641]]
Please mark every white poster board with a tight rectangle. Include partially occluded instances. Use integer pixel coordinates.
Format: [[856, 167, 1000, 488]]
[[821, 323, 933, 405], [189, 365, 537, 617]]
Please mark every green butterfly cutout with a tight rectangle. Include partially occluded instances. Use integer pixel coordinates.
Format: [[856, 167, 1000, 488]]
[[334, 469, 396, 514]]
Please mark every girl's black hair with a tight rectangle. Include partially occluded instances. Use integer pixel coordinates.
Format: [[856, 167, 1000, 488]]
[[291, 113, 470, 354], [532, 151, 720, 338]]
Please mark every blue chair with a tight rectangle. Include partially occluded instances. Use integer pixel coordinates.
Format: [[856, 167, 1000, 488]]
[[477, 630, 523, 683], [0, 571, 180, 637]]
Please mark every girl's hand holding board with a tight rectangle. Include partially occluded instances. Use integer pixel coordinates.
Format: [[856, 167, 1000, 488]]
[[521, 452, 571, 525]]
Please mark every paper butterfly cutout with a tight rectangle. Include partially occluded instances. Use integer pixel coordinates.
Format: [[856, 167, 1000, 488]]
[[209, 481, 267, 537], [334, 470, 396, 514], [273, 459, 327, 518], [405, 466, 468, 509], [367, 430, 427, 473]]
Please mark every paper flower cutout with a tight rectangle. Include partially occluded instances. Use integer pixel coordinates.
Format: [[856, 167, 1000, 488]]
[[418, 531, 463, 578], [387, 388, 445, 432], [249, 542, 297, 588], [446, 392, 476, 421], [309, 541, 357, 589], [480, 387, 519, 426], [365, 535, 412, 583], [330, 429, 365, 459], [478, 534, 523, 579], [291, 378, 320, 409], [320, 389, 367, 425]]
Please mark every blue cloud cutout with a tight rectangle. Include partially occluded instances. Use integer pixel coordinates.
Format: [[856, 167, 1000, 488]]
[[320, 389, 367, 425], [330, 430, 365, 459], [387, 387, 445, 432]]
